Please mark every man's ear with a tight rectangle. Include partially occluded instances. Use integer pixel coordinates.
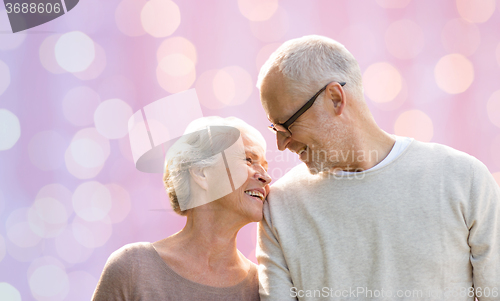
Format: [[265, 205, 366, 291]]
[[189, 167, 209, 191], [327, 83, 346, 116]]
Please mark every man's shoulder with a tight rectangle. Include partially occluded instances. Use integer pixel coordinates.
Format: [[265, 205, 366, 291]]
[[270, 163, 312, 190], [409, 140, 482, 168]]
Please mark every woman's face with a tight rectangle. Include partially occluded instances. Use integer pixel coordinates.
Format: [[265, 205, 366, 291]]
[[219, 134, 272, 222]]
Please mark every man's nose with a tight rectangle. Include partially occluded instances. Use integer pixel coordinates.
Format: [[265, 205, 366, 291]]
[[276, 132, 291, 151]]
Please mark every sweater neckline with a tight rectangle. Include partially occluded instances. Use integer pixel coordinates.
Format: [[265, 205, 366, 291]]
[[147, 242, 256, 293]]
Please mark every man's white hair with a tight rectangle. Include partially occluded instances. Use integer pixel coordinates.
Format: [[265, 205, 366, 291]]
[[257, 35, 363, 100]]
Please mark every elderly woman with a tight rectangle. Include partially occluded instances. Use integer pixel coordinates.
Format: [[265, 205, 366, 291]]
[[92, 116, 271, 301]]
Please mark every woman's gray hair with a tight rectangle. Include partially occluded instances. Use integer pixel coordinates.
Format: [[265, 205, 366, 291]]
[[163, 116, 266, 216], [257, 35, 364, 101]]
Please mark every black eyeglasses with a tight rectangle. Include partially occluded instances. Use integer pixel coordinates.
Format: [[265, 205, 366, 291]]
[[268, 81, 346, 137]]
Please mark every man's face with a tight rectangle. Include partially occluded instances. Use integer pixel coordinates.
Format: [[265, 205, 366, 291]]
[[260, 69, 350, 174]]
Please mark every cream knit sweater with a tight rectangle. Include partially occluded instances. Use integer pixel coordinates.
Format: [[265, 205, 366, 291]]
[[257, 140, 500, 301]]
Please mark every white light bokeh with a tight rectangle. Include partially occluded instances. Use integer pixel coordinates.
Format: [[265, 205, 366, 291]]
[[385, 19, 424, 59], [249, 7, 289, 42], [256, 43, 281, 71], [29, 265, 69, 300], [65, 271, 98, 301], [363, 62, 403, 103], [0, 10, 26, 50], [375, 0, 412, 8], [456, 0, 495, 23], [63, 0, 104, 34], [55, 228, 94, 264], [106, 183, 132, 224], [72, 216, 112, 249], [156, 63, 196, 93], [196, 69, 227, 110], [487, 90, 500, 128], [141, 0, 180, 38], [238, 0, 278, 21], [28, 131, 66, 171], [441, 19, 480, 57], [0, 60, 10, 96], [55, 31, 95, 73], [65, 128, 110, 179], [39, 34, 66, 74], [0, 109, 20, 151], [72, 181, 112, 222], [62, 86, 101, 127], [94, 98, 133, 139], [159, 53, 195, 77], [115, 0, 147, 36], [434, 53, 474, 94], [35, 183, 73, 215], [73, 43, 107, 80], [157, 37, 197, 65], [394, 110, 434, 142], [6, 208, 42, 248], [28, 197, 68, 238], [213, 66, 253, 106], [0, 283, 21, 301]]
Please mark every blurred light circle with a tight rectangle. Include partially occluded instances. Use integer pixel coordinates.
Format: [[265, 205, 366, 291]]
[[385, 19, 424, 59], [36, 184, 73, 215], [0, 109, 20, 151], [73, 43, 107, 80], [434, 54, 474, 94], [157, 37, 197, 64], [375, 0, 412, 8], [62, 86, 101, 127], [363, 62, 402, 103], [28, 131, 66, 171], [0, 60, 10, 96], [238, 0, 278, 21], [115, 0, 147, 36], [0, 235, 5, 263], [94, 98, 133, 139], [156, 64, 196, 93], [456, 0, 495, 23], [55, 31, 95, 73], [249, 7, 289, 42], [256, 43, 281, 71], [106, 183, 132, 224], [394, 110, 433, 142], [70, 138, 105, 168], [159, 54, 195, 77], [441, 19, 480, 56], [39, 34, 66, 74], [65, 271, 98, 301], [118, 136, 134, 162], [72, 216, 112, 248], [28, 197, 68, 238], [29, 265, 69, 299], [0, 283, 21, 301], [65, 128, 110, 179], [55, 228, 93, 264], [141, 0, 180, 38], [487, 90, 500, 128], [213, 66, 253, 106], [6, 208, 42, 248], [196, 69, 226, 110], [72, 181, 112, 222], [0, 10, 26, 50]]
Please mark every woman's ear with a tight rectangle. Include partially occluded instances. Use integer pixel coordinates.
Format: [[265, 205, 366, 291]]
[[189, 167, 209, 191]]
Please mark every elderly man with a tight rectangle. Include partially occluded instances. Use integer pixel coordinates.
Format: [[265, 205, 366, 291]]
[[256, 35, 500, 301]]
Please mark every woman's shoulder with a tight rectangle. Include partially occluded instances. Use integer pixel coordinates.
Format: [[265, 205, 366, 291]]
[[105, 242, 157, 270]]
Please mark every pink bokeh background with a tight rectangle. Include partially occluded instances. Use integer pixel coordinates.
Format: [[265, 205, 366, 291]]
[[1, 0, 500, 299]]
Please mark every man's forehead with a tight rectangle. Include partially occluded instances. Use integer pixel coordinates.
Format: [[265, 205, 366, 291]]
[[261, 69, 298, 124]]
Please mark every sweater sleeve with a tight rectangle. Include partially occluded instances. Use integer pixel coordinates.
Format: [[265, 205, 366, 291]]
[[467, 160, 500, 300], [92, 246, 136, 301], [256, 200, 298, 301]]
